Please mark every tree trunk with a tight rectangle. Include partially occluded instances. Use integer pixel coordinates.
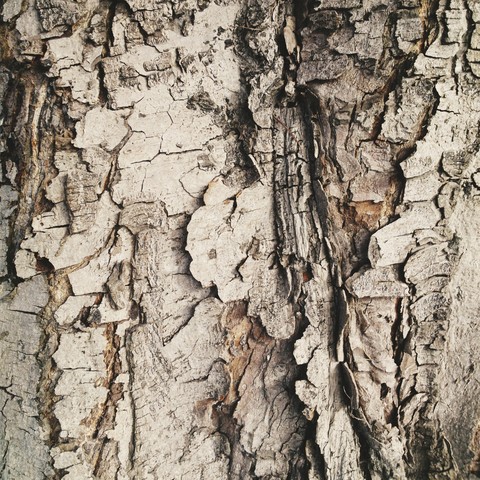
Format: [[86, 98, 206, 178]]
[[1, 0, 479, 478]]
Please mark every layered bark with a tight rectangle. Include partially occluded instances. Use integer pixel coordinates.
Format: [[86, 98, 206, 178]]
[[0, 0, 479, 479]]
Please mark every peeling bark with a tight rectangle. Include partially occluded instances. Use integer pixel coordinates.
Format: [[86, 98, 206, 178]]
[[1, 0, 480, 478]]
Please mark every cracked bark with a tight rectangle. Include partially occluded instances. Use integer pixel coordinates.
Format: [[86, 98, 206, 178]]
[[1, 0, 480, 479]]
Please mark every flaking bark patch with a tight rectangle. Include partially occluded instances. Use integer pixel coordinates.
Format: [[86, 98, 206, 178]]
[[1, 0, 480, 478]]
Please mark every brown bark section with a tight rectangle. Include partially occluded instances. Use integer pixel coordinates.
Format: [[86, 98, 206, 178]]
[[1, 0, 480, 479]]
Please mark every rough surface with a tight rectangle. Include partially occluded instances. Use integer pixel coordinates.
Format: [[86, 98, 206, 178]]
[[1, 0, 480, 478]]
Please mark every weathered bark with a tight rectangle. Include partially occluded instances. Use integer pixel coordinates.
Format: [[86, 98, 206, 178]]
[[1, 0, 479, 478]]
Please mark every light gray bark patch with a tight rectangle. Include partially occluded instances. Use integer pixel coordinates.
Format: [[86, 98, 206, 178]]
[[1, 0, 480, 478]]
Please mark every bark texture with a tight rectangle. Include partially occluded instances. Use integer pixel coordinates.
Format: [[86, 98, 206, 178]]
[[1, 0, 480, 478]]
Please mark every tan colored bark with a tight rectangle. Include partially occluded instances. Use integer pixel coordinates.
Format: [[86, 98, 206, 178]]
[[1, 0, 479, 479]]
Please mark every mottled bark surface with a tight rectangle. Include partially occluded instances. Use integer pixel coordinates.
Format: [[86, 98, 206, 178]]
[[1, 0, 479, 478]]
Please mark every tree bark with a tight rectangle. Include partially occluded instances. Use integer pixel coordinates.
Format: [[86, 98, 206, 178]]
[[1, 0, 479, 478]]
